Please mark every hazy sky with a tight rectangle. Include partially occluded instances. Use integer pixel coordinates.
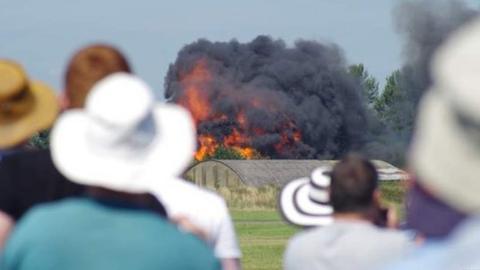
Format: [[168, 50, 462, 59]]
[[1, 0, 478, 98]]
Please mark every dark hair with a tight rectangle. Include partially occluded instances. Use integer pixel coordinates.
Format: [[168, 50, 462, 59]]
[[65, 44, 131, 108], [86, 187, 167, 217], [330, 154, 378, 213]]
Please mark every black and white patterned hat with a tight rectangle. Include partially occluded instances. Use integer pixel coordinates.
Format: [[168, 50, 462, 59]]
[[279, 167, 333, 227]]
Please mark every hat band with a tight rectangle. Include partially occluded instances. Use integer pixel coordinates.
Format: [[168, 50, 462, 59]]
[[454, 107, 480, 149], [308, 188, 329, 205], [293, 184, 332, 216], [0, 86, 34, 124]]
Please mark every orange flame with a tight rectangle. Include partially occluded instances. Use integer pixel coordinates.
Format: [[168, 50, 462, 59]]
[[233, 146, 256, 159], [178, 59, 211, 124], [195, 135, 217, 161], [178, 59, 302, 161]]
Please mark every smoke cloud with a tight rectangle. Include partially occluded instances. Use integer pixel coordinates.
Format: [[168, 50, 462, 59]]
[[393, 0, 477, 136], [165, 36, 371, 159], [165, 0, 478, 163]]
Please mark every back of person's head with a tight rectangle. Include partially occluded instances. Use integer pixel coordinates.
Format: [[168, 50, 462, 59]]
[[330, 154, 378, 213], [64, 44, 131, 109]]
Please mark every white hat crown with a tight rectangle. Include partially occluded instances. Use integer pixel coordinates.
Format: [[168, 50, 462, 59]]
[[85, 73, 156, 156]]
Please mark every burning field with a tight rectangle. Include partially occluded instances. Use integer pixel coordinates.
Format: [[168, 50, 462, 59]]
[[165, 36, 371, 161]]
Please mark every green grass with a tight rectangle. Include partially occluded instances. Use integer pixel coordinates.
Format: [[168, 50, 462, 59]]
[[229, 181, 407, 270], [218, 185, 279, 209], [379, 181, 407, 218], [232, 210, 298, 270]]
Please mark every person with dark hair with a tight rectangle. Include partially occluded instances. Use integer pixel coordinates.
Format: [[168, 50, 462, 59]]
[[0, 44, 131, 248], [1, 73, 220, 270], [283, 154, 411, 270]]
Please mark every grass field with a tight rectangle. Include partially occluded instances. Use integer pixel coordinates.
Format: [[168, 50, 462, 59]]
[[232, 210, 297, 270], [229, 181, 406, 270]]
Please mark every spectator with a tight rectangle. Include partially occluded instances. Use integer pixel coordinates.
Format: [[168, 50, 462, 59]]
[[1, 73, 220, 270], [0, 60, 59, 246], [0, 44, 241, 269], [0, 60, 58, 155], [0, 44, 131, 248], [151, 177, 242, 270], [283, 154, 411, 270], [385, 17, 480, 270]]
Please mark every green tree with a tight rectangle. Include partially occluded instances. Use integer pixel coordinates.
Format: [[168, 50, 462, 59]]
[[374, 70, 412, 133], [208, 146, 245, 160], [349, 64, 380, 106]]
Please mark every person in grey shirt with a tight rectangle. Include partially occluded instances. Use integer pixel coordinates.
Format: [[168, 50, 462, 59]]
[[283, 154, 411, 270]]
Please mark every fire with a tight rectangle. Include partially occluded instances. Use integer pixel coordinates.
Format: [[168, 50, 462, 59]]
[[178, 59, 211, 124], [233, 146, 255, 159], [195, 135, 217, 161], [177, 59, 303, 161], [237, 111, 247, 128], [194, 133, 256, 160]]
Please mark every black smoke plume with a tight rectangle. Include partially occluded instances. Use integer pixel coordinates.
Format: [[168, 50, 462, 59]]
[[164, 0, 477, 162], [165, 37, 371, 159], [392, 0, 477, 136]]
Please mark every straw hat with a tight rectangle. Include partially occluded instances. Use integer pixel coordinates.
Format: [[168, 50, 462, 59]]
[[50, 73, 196, 193], [0, 60, 58, 148], [279, 168, 333, 227], [410, 17, 480, 214]]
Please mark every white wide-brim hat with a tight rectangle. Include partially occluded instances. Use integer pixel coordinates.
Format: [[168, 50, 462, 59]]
[[279, 168, 333, 227], [410, 17, 480, 214], [51, 73, 196, 193]]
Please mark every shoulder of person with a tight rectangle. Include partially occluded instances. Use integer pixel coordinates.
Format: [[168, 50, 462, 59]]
[[19, 198, 85, 222], [8, 198, 83, 241], [154, 178, 228, 209], [286, 226, 325, 251], [1, 149, 50, 165], [284, 228, 326, 269], [0, 149, 54, 179], [374, 226, 412, 242]]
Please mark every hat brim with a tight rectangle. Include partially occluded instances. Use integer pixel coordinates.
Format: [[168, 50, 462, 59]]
[[279, 177, 333, 227], [50, 103, 195, 193], [410, 91, 480, 213], [0, 81, 59, 148]]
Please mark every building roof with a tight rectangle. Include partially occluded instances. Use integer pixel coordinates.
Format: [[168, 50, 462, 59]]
[[187, 159, 407, 187]]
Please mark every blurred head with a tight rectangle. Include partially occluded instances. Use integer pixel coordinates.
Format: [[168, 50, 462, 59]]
[[0, 60, 58, 149], [409, 17, 480, 214], [330, 154, 378, 214], [64, 44, 131, 109], [51, 73, 196, 194]]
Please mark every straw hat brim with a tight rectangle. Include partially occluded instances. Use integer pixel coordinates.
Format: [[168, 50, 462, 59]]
[[50, 103, 196, 194], [279, 177, 333, 227], [0, 81, 59, 148]]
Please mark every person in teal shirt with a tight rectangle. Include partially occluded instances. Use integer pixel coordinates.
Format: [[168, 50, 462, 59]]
[[1, 197, 220, 270], [2, 73, 220, 270]]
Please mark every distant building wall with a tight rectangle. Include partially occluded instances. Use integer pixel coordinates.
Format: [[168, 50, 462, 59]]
[[184, 159, 407, 189], [185, 160, 244, 190]]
